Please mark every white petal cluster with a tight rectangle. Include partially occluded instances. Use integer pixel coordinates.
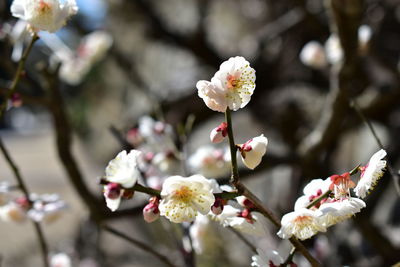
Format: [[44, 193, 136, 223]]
[[105, 150, 142, 188], [354, 149, 386, 198], [11, 0, 78, 33], [213, 205, 265, 236], [240, 134, 268, 170], [277, 208, 326, 240], [197, 56, 256, 112], [103, 150, 142, 211], [251, 249, 283, 267], [319, 198, 366, 227], [188, 146, 230, 178], [159, 175, 215, 223]]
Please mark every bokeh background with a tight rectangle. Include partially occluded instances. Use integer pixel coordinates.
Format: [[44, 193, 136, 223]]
[[0, 0, 400, 266]]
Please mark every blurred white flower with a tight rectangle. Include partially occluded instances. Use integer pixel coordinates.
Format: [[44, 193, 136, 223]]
[[78, 31, 113, 65], [188, 146, 230, 178], [358, 25, 372, 54], [152, 151, 180, 174], [299, 41, 327, 69], [239, 134, 268, 170], [0, 202, 27, 223], [319, 198, 366, 227], [277, 208, 326, 240], [354, 149, 386, 198], [159, 175, 215, 223], [251, 248, 283, 267], [28, 194, 66, 223], [325, 34, 343, 65], [11, 0, 78, 33], [58, 58, 91, 85], [197, 56, 256, 112], [50, 253, 71, 267], [189, 214, 210, 254]]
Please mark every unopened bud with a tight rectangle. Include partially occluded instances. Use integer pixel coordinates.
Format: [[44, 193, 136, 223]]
[[210, 122, 228, 143], [104, 183, 121, 200], [211, 197, 224, 215], [143, 198, 160, 223]]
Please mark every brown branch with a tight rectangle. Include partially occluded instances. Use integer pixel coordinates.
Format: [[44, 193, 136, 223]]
[[0, 137, 49, 267], [102, 225, 178, 267], [298, 0, 365, 165], [0, 33, 39, 118]]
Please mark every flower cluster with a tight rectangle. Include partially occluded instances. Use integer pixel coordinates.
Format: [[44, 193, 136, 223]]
[[300, 25, 372, 69], [0, 190, 66, 224], [277, 150, 386, 240]]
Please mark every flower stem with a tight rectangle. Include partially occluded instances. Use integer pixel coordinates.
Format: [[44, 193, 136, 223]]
[[225, 108, 240, 184], [0, 33, 39, 118], [223, 110, 320, 266], [306, 190, 332, 209], [0, 137, 49, 267]]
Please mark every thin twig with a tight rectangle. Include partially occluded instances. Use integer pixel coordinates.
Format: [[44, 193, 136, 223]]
[[0, 33, 39, 118], [350, 99, 400, 196], [102, 225, 178, 267], [228, 227, 257, 254], [223, 110, 320, 266], [0, 137, 49, 267]]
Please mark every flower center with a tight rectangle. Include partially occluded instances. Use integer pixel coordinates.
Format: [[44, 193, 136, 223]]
[[38, 1, 52, 14], [293, 215, 312, 225], [226, 74, 240, 90], [173, 186, 193, 203]]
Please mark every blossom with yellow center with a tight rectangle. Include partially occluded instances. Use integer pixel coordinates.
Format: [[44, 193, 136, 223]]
[[11, 0, 78, 33], [159, 175, 215, 223], [197, 56, 256, 112], [277, 208, 326, 240]]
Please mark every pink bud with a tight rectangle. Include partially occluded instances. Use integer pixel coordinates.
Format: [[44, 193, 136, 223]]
[[211, 197, 224, 215], [210, 122, 228, 143], [105, 183, 121, 200], [126, 128, 143, 146], [143, 202, 160, 223]]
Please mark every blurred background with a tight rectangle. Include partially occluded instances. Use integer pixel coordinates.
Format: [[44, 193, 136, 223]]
[[0, 0, 400, 266]]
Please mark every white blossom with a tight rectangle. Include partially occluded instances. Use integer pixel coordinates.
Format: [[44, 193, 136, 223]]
[[277, 208, 326, 240], [105, 150, 142, 188], [299, 41, 327, 69], [197, 56, 256, 112], [239, 134, 268, 170], [159, 175, 215, 223], [319, 198, 366, 227], [251, 249, 283, 267], [11, 0, 78, 33], [188, 146, 230, 178], [78, 31, 113, 65], [354, 149, 386, 198]]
